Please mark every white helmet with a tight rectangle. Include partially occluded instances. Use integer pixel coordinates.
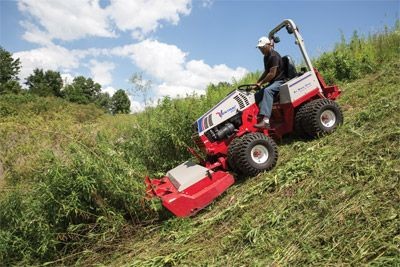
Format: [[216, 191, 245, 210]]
[[256, 36, 271, 48]]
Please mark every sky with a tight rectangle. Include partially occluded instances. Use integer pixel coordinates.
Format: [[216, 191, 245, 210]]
[[0, 0, 399, 111]]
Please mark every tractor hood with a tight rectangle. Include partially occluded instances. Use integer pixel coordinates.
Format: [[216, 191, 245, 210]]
[[195, 90, 255, 135]]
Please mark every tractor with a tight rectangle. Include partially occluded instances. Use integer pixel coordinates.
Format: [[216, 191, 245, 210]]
[[145, 19, 343, 217]]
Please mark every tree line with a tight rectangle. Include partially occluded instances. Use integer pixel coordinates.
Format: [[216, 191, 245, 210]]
[[0, 46, 130, 114]]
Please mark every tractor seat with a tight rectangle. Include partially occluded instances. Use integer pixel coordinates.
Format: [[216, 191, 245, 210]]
[[282, 55, 297, 80]]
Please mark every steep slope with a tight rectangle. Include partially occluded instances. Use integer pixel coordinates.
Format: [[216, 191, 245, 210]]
[[78, 60, 400, 266], [1, 25, 398, 266]]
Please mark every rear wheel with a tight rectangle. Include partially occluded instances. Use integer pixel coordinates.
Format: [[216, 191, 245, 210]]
[[235, 133, 278, 176], [302, 99, 343, 138]]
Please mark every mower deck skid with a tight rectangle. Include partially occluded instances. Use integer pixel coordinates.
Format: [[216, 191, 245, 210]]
[[145, 161, 234, 217]]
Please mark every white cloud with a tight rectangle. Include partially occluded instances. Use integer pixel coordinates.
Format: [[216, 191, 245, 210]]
[[129, 96, 146, 112], [112, 39, 248, 98], [103, 86, 117, 96], [19, 21, 52, 46], [13, 0, 248, 114], [14, 44, 80, 81], [107, 0, 191, 39], [61, 73, 74, 85], [17, 0, 192, 44], [157, 83, 205, 98], [14, 39, 247, 102], [13, 44, 115, 84], [18, 0, 115, 44], [89, 60, 115, 86], [112, 40, 186, 81], [201, 0, 214, 8]]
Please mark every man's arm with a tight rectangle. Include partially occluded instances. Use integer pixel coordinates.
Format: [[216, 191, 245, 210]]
[[256, 66, 277, 88], [257, 70, 268, 84]]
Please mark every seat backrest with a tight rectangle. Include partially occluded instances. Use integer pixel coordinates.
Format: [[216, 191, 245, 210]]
[[282, 55, 297, 80]]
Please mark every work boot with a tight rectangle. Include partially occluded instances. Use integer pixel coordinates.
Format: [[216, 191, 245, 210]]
[[254, 118, 270, 129]]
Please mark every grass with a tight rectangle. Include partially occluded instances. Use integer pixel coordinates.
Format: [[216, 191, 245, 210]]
[[0, 23, 399, 265]]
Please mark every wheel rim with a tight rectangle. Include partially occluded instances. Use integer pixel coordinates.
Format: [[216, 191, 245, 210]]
[[320, 110, 336, 128], [250, 145, 269, 164]]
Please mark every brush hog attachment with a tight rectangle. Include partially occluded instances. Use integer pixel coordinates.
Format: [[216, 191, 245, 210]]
[[145, 161, 234, 217]]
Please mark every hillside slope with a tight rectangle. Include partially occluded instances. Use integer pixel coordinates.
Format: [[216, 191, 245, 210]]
[[78, 59, 400, 266], [1, 26, 399, 266]]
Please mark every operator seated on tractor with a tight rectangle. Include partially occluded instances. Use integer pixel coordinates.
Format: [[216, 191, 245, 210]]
[[254, 36, 286, 129]]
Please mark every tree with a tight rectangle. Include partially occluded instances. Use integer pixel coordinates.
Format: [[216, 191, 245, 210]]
[[26, 69, 63, 97], [94, 92, 111, 112], [62, 76, 101, 104], [111, 89, 131, 114], [0, 46, 22, 94], [129, 73, 151, 107]]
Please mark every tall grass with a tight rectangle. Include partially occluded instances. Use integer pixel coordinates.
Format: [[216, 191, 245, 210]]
[[0, 94, 156, 264], [0, 143, 155, 265], [0, 23, 399, 265], [314, 20, 400, 83]]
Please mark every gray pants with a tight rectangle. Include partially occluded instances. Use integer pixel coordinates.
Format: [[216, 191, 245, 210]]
[[255, 80, 284, 118]]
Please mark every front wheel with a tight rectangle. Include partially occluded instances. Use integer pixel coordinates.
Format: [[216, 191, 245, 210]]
[[227, 136, 243, 174], [294, 104, 309, 138], [235, 133, 278, 176]]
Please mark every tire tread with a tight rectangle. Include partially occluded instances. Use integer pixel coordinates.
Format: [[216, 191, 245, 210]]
[[236, 133, 278, 176]]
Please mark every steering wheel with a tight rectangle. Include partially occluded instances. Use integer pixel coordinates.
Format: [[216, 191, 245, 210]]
[[238, 84, 260, 92]]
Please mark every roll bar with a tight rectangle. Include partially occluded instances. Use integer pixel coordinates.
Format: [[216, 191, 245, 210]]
[[268, 19, 314, 71]]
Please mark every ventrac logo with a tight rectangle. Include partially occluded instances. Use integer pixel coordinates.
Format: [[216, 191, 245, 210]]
[[216, 105, 237, 118]]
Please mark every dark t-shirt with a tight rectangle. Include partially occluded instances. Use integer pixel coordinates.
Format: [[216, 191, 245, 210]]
[[263, 49, 285, 83]]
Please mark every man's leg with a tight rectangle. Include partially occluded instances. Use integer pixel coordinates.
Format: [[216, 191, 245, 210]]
[[255, 80, 284, 128], [259, 80, 283, 117]]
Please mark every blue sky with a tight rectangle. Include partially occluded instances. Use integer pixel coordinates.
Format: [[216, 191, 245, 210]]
[[1, 0, 398, 110]]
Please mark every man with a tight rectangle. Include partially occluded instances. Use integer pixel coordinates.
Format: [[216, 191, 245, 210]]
[[254, 36, 285, 129]]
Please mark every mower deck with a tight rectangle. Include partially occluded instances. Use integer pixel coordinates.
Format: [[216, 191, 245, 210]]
[[145, 163, 234, 217]]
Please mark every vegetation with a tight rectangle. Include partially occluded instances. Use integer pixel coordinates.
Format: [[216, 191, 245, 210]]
[[314, 21, 400, 83], [0, 46, 22, 94], [0, 23, 399, 265], [26, 69, 64, 97], [62, 76, 102, 104], [111, 89, 131, 114]]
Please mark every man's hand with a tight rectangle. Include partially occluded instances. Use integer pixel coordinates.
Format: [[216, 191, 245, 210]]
[[255, 82, 262, 89]]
